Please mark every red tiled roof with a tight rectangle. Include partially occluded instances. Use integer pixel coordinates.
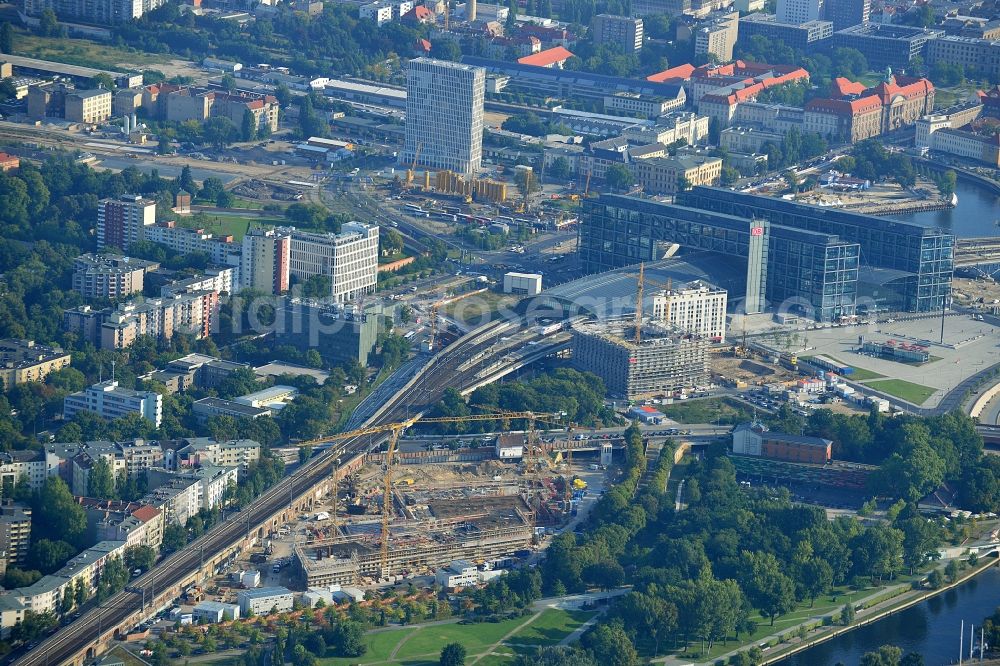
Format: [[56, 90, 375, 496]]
[[831, 77, 866, 97], [647, 63, 696, 83], [402, 5, 433, 20], [417, 38, 432, 52], [518, 46, 575, 67], [132, 505, 161, 523], [869, 75, 934, 103], [806, 96, 882, 114]]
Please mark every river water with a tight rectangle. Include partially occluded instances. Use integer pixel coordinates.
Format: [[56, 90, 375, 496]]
[[778, 566, 1000, 666], [895, 177, 1000, 238]]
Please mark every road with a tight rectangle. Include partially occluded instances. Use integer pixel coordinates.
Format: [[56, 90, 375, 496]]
[[21, 313, 575, 666]]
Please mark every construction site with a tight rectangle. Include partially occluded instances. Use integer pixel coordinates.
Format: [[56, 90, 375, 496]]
[[279, 413, 602, 588]]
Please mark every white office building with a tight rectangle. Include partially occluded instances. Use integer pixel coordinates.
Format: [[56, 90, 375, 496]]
[[777, 0, 823, 24], [63, 380, 163, 427], [651, 281, 728, 342], [239, 586, 294, 616], [402, 58, 485, 176], [288, 223, 379, 303]]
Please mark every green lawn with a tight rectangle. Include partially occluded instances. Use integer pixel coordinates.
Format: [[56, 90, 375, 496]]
[[659, 397, 754, 425], [177, 215, 279, 241], [864, 379, 937, 405], [13, 32, 169, 70], [846, 367, 885, 381], [318, 609, 594, 666]]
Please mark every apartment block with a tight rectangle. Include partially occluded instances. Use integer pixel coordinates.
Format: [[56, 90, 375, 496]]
[[0, 501, 32, 567], [72, 254, 159, 300], [97, 194, 157, 251], [0, 339, 71, 390], [160, 266, 238, 298], [287, 223, 379, 303], [144, 221, 241, 266], [402, 58, 485, 175], [63, 380, 163, 428], [78, 500, 164, 551], [359, 0, 413, 23], [777, 0, 823, 25], [23, 0, 169, 23], [0, 450, 50, 493], [592, 14, 644, 52], [693, 12, 739, 62], [651, 281, 728, 341], [241, 227, 291, 294], [147, 465, 238, 513]]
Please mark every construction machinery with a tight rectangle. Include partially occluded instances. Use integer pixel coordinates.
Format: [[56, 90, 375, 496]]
[[634, 262, 644, 343], [296, 410, 562, 576], [405, 142, 422, 190], [425, 287, 488, 352]]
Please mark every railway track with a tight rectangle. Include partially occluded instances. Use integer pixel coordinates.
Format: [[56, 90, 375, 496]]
[[17, 317, 527, 666]]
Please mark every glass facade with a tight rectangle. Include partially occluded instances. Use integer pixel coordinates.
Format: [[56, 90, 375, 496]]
[[580, 196, 860, 320], [676, 187, 954, 313]]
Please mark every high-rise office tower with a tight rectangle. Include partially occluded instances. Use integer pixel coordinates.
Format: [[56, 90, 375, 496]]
[[777, 0, 824, 24], [824, 0, 870, 30], [97, 194, 156, 251], [402, 58, 485, 176]]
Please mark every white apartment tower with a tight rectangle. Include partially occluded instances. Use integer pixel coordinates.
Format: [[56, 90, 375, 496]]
[[97, 194, 156, 251], [288, 223, 379, 303], [651, 281, 728, 342], [777, 0, 824, 23], [402, 58, 485, 176]]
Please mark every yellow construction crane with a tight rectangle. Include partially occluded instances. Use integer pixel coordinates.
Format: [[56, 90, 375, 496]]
[[425, 288, 487, 352], [296, 410, 560, 577], [583, 170, 592, 197]]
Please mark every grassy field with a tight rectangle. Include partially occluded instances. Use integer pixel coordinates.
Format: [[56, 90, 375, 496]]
[[659, 397, 754, 425], [846, 366, 885, 381], [13, 32, 169, 70], [318, 609, 595, 666], [864, 379, 937, 405], [178, 215, 279, 241]]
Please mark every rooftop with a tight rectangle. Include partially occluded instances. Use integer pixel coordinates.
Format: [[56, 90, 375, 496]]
[[517, 46, 575, 67], [240, 586, 292, 599]]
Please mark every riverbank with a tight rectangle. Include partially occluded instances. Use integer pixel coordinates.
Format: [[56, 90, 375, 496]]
[[761, 557, 1000, 665]]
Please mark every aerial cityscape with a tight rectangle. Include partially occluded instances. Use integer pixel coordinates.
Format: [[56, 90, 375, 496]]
[[0, 0, 999, 662]]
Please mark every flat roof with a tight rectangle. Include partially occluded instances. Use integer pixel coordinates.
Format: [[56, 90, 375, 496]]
[[240, 586, 292, 599], [1, 53, 131, 80]]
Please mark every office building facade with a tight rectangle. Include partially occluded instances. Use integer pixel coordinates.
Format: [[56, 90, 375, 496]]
[[777, 0, 823, 25], [402, 58, 485, 176], [824, 0, 870, 30], [287, 223, 379, 303], [63, 380, 163, 428], [833, 24, 943, 70]]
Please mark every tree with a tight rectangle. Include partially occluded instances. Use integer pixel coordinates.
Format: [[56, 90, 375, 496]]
[[29, 539, 76, 574], [513, 647, 597, 666], [242, 108, 258, 142], [860, 645, 903, 666], [90, 73, 116, 91], [0, 22, 13, 54], [582, 560, 625, 592], [36, 476, 87, 548], [841, 603, 855, 625], [203, 117, 238, 150], [88, 457, 116, 499], [548, 156, 570, 181], [125, 545, 157, 572], [221, 73, 237, 93], [379, 228, 404, 255], [430, 39, 462, 62], [439, 642, 466, 666], [38, 8, 62, 37], [740, 551, 796, 625], [329, 621, 366, 657], [583, 624, 637, 666], [945, 558, 960, 583], [605, 164, 634, 192], [3, 567, 42, 589]]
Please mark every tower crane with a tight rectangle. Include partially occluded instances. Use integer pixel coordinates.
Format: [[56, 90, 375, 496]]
[[296, 410, 562, 577], [405, 142, 423, 190]]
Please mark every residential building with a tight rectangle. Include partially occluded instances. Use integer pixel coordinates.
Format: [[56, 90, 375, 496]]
[[832, 23, 943, 70], [72, 254, 159, 300], [23, 0, 169, 23], [63, 380, 163, 428], [171, 438, 261, 479], [0, 339, 71, 390], [287, 223, 379, 303], [78, 500, 164, 550], [402, 58, 485, 175], [141, 475, 201, 526], [97, 195, 157, 251], [694, 12, 739, 62], [48, 439, 165, 494], [160, 266, 238, 298], [147, 465, 238, 512], [63, 291, 219, 350], [737, 14, 833, 51], [632, 154, 723, 194], [571, 318, 709, 399], [27, 83, 112, 124], [0, 451, 50, 493], [777, 0, 823, 25], [650, 281, 728, 341], [144, 221, 241, 267], [11, 541, 127, 618], [360, 0, 413, 23], [592, 14, 644, 52], [980, 86, 1000, 119], [0, 501, 32, 567], [241, 227, 291, 294], [144, 353, 249, 394], [238, 586, 294, 616]]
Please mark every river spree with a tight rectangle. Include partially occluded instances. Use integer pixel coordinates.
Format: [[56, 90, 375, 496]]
[[896, 177, 1000, 238], [779, 565, 1000, 666]]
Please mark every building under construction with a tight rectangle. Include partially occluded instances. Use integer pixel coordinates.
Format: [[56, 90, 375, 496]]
[[435, 170, 508, 203], [571, 317, 709, 399], [295, 495, 533, 587]]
